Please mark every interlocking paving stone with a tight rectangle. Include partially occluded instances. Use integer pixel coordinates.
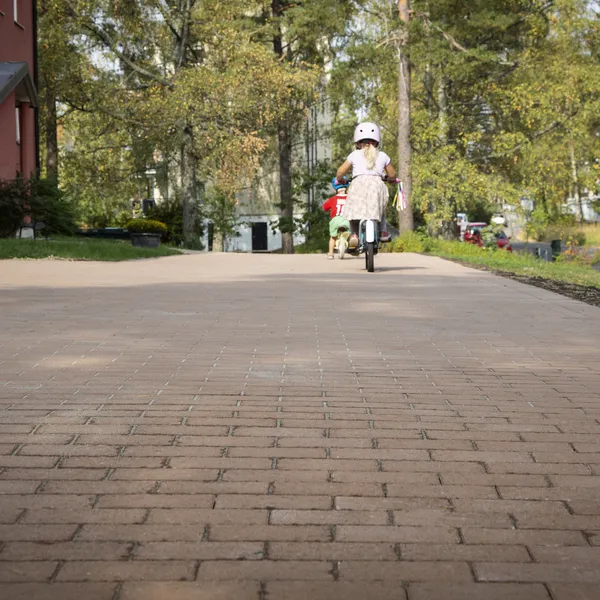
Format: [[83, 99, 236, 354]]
[[1, 252, 599, 597]]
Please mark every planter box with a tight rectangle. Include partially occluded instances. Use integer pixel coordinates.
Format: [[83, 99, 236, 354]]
[[131, 233, 161, 248]]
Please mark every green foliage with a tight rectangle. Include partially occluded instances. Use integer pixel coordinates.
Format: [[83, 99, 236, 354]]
[[0, 177, 28, 238], [300, 205, 330, 253], [204, 187, 241, 251], [125, 219, 168, 236], [0, 177, 78, 239], [542, 224, 600, 247], [389, 231, 432, 254], [29, 179, 79, 238], [41, 0, 324, 240], [295, 161, 336, 251], [524, 206, 551, 241], [329, 0, 600, 235], [148, 198, 185, 245], [0, 238, 180, 261]]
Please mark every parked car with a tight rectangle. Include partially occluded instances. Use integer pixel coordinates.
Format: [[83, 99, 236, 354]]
[[463, 222, 487, 245], [463, 223, 512, 251], [495, 230, 512, 252]]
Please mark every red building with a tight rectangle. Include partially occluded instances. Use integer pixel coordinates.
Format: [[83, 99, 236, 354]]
[[0, 0, 38, 180]]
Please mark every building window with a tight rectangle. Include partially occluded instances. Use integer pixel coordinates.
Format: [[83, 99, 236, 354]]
[[16, 106, 21, 144]]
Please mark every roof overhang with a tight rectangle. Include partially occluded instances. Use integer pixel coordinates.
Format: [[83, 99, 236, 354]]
[[0, 62, 38, 108]]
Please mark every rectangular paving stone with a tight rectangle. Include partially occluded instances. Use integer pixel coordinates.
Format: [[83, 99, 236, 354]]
[[548, 584, 600, 600], [270, 510, 389, 526], [0, 542, 131, 561], [22, 509, 146, 524], [475, 562, 600, 583], [407, 583, 551, 600], [120, 582, 261, 600], [209, 525, 332, 542], [197, 560, 332, 581], [400, 543, 531, 562], [461, 528, 588, 546], [135, 541, 264, 560], [0, 525, 79, 542], [57, 560, 195, 582], [0, 561, 57, 582], [0, 583, 116, 600], [336, 526, 459, 544], [268, 542, 397, 561], [338, 560, 473, 582], [266, 582, 407, 600], [147, 508, 269, 525]]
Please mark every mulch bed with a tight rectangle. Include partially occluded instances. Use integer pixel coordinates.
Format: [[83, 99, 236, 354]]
[[447, 259, 600, 308]]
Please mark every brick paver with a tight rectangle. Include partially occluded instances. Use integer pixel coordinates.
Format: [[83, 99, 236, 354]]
[[1, 252, 599, 599]]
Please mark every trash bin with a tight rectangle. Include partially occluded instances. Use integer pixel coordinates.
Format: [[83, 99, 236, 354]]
[[550, 239, 562, 261]]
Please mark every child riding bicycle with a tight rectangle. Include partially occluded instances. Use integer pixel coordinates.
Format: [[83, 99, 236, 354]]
[[323, 179, 351, 259], [334, 122, 394, 249]]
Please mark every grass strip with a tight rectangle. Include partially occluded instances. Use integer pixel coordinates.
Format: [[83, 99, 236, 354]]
[[0, 238, 182, 261], [389, 234, 600, 290]]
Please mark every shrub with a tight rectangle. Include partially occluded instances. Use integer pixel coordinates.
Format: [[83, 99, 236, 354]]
[[148, 198, 185, 245], [125, 219, 168, 236], [0, 177, 77, 238], [29, 179, 78, 237], [0, 177, 27, 237], [390, 231, 431, 253]]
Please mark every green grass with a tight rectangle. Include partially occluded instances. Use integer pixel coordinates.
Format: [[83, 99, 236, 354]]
[[389, 232, 600, 289], [0, 237, 182, 261]]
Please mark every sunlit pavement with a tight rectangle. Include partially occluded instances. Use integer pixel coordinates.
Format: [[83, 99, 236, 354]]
[[1, 252, 599, 600]]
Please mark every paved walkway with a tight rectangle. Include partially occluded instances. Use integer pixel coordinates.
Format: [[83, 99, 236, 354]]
[[1, 252, 600, 600]]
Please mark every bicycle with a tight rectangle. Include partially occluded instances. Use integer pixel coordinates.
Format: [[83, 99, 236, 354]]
[[332, 222, 351, 260], [338, 176, 398, 272]]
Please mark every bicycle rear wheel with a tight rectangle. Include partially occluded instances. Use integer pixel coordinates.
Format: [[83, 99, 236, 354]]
[[365, 242, 375, 272], [338, 237, 347, 259]]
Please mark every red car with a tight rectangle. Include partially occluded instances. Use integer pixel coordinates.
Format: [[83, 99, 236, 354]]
[[464, 224, 512, 251], [495, 231, 513, 252]]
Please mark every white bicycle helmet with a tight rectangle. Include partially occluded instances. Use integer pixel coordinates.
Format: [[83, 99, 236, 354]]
[[354, 122, 381, 144]]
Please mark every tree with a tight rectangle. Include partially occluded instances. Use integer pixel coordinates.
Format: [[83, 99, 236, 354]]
[[397, 0, 414, 232], [330, 0, 600, 236], [266, 0, 354, 253], [40, 0, 318, 244]]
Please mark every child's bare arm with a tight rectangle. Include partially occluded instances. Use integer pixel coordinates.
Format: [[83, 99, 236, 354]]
[[336, 161, 352, 181]]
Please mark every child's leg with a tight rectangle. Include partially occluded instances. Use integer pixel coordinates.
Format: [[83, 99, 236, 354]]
[[379, 213, 388, 233], [328, 236, 336, 255]]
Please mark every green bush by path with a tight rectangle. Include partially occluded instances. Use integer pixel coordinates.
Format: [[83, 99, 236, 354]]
[[390, 233, 600, 289], [125, 219, 168, 236], [0, 238, 181, 261]]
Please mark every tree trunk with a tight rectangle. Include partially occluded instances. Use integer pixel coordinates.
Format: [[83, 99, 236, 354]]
[[44, 78, 58, 181], [436, 75, 457, 239], [278, 119, 294, 254], [213, 231, 225, 252], [181, 124, 197, 247], [272, 0, 294, 254], [569, 142, 583, 225], [398, 0, 414, 233]]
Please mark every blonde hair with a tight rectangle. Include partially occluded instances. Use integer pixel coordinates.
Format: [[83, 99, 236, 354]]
[[362, 143, 379, 170]]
